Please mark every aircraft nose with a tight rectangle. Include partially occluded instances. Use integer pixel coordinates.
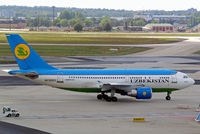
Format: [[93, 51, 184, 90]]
[[190, 78, 195, 85]]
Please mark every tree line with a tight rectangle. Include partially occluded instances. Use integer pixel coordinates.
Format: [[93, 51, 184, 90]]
[[26, 9, 150, 32], [1, 6, 200, 30]]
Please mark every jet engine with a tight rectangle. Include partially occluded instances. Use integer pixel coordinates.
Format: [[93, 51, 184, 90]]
[[127, 87, 152, 99]]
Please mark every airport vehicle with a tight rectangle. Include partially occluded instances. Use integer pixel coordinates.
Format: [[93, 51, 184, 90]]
[[3, 106, 20, 117], [4, 34, 195, 102]]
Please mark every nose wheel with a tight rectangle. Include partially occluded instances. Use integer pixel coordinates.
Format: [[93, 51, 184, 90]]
[[165, 92, 171, 100], [166, 95, 171, 100]]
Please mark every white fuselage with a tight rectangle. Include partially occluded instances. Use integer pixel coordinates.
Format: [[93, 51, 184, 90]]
[[31, 71, 194, 92]]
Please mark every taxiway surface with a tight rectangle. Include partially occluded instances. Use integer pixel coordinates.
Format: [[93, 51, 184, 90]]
[[0, 38, 200, 134]]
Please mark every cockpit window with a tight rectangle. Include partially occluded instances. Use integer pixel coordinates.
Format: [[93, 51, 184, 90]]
[[183, 75, 189, 78]]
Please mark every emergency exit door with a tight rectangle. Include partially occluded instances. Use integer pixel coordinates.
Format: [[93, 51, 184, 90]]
[[57, 72, 64, 83], [171, 75, 177, 83]]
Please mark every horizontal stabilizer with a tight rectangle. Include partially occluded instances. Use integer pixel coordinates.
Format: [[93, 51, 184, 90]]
[[10, 71, 38, 79], [2, 70, 11, 72]]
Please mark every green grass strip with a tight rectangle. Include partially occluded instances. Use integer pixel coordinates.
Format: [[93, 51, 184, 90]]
[[0, 33, 180, 44], [0, 45, 151, 57]]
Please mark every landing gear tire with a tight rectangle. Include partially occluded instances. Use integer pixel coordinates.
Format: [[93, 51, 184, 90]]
[[102, 94, 108, 99], [166, 95, 171, 100], [111, 97, 118, 102], [97, 93, 118, 102], [15, 114, 20, 117], [105, 96, 112, 102], [166, 92, 171, 101], [97, 94, 103, 100]]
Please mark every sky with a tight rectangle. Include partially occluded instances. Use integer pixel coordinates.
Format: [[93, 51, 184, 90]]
[[0, 0, 200, 11]]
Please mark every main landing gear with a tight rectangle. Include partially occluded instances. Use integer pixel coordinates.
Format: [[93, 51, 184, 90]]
[[97, 90, 118, 102], [165, 92, 171, 100]]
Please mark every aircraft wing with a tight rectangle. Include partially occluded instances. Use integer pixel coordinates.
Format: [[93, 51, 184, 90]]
[[101, 82, 144, 92]]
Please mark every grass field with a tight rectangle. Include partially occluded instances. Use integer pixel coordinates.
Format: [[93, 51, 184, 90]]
[[0, 60, 16, 64], [0, 45, 151, 57], [194, 51, 200, 55], [0, 32, 181, 44]]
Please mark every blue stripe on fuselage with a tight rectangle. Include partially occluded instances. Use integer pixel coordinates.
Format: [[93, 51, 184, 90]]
[[9, 69, 177, 75]]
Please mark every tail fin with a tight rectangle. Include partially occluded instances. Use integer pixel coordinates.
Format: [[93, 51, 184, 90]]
[[6, 34, 57, 70]]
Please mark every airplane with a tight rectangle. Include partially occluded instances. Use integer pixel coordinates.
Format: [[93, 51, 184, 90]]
[[3, 34, 195, 102]]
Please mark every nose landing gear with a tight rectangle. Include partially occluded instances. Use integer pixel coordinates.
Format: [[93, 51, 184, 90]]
[[166, 92, 171, 100]]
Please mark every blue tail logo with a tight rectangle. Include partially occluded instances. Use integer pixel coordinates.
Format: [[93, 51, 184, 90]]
[[15, 44, 30, 60]]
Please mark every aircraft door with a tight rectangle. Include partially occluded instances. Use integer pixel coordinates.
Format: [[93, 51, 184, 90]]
[[126, 75, 131, 83], [57, 72, 64, 83], [171, 75, 177, 83]]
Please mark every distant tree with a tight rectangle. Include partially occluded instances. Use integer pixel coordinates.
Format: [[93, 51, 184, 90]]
[[100, 16, 111, 26], [39, 18, 51, 27], [84, 19, 93, 27], [59, 10, 85, 20], [43, 18, 51, 27], [150, 20, 159, 24], [133, 19, 147, 26], [27, 18, 38, 27], [110, 19, 120, 27], [68, 18, 81, 26], [59, 10, 72, 20], [60, 19, 68, 27], [103, 22, 112, 31], [125, 18, 134, 26], [73, 23, 83, 32], [92, 17, 101, 25], [75, 12, 85, 20], [124, 21, 128, 30], [26, 19, 33, 27], [130, 21, 134, 26], [93, 26, 103, 32], [53, 18, 61, 27]]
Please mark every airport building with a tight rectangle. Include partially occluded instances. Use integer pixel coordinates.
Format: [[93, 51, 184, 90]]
[[173, 20, 188, 32], [118, 26, 143, 31], [191, 24, 200, 32], [152, 15, 189, 22], [133, 14, 190, 22], [145, 23, 174, 32]]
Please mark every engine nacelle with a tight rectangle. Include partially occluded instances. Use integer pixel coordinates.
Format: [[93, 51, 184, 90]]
[[127, 87, 152, 99]]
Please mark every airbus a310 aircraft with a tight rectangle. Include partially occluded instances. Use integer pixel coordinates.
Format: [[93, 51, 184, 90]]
[[4, 34, 195, 102]]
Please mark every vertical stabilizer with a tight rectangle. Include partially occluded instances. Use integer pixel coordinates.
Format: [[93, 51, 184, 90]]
[[6, 34, 57, 70]]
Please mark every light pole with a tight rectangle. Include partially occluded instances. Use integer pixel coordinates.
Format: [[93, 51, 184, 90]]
[[52, 6, 55, 27], [37, 11, 39, 31], [9, 11, 11, 31]]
